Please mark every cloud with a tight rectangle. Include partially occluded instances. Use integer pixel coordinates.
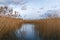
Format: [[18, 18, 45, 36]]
[[0, 0, 6, 2], [0, 0, 11, 5], [0, 0, 7, 4], [0, 0, 27, 5]]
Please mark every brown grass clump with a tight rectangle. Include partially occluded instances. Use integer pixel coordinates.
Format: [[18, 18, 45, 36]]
[[1, 16, 60, 40], [33, 18, 60, 40], [23, 18, 60, 40], [0, 16, 23, 39]]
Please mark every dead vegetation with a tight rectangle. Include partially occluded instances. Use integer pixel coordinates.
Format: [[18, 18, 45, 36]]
[[0, 12, 60, 40], [0, 16, 23, 40], [1, 16, 60, 40], [23, 18, 60, 40]]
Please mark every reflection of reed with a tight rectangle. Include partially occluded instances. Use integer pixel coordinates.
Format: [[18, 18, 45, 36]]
[[1, 31, 18, 40], [1, 16, 60, 40], [20, 31, 26, 40], [23, 18, 60, 40]]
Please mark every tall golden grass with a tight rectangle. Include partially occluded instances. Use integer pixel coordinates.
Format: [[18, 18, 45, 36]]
[[23, 18, 60, 40], [1, 16, 60, 40], [0, 16, 23, 38]]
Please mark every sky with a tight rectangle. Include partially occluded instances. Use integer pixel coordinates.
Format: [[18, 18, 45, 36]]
[[0, 0, 60, 19]]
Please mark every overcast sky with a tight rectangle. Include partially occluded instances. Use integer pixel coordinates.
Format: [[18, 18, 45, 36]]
[[0, 0, 60, 19]]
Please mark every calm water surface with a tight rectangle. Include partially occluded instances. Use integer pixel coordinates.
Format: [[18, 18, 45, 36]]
[[16, 24, 41, 40]]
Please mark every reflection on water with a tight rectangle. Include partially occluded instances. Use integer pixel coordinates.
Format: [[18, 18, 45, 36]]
[[15, 24, 40, 40]]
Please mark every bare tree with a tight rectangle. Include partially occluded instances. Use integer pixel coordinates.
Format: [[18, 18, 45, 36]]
[[0, 6, 20, 18]]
